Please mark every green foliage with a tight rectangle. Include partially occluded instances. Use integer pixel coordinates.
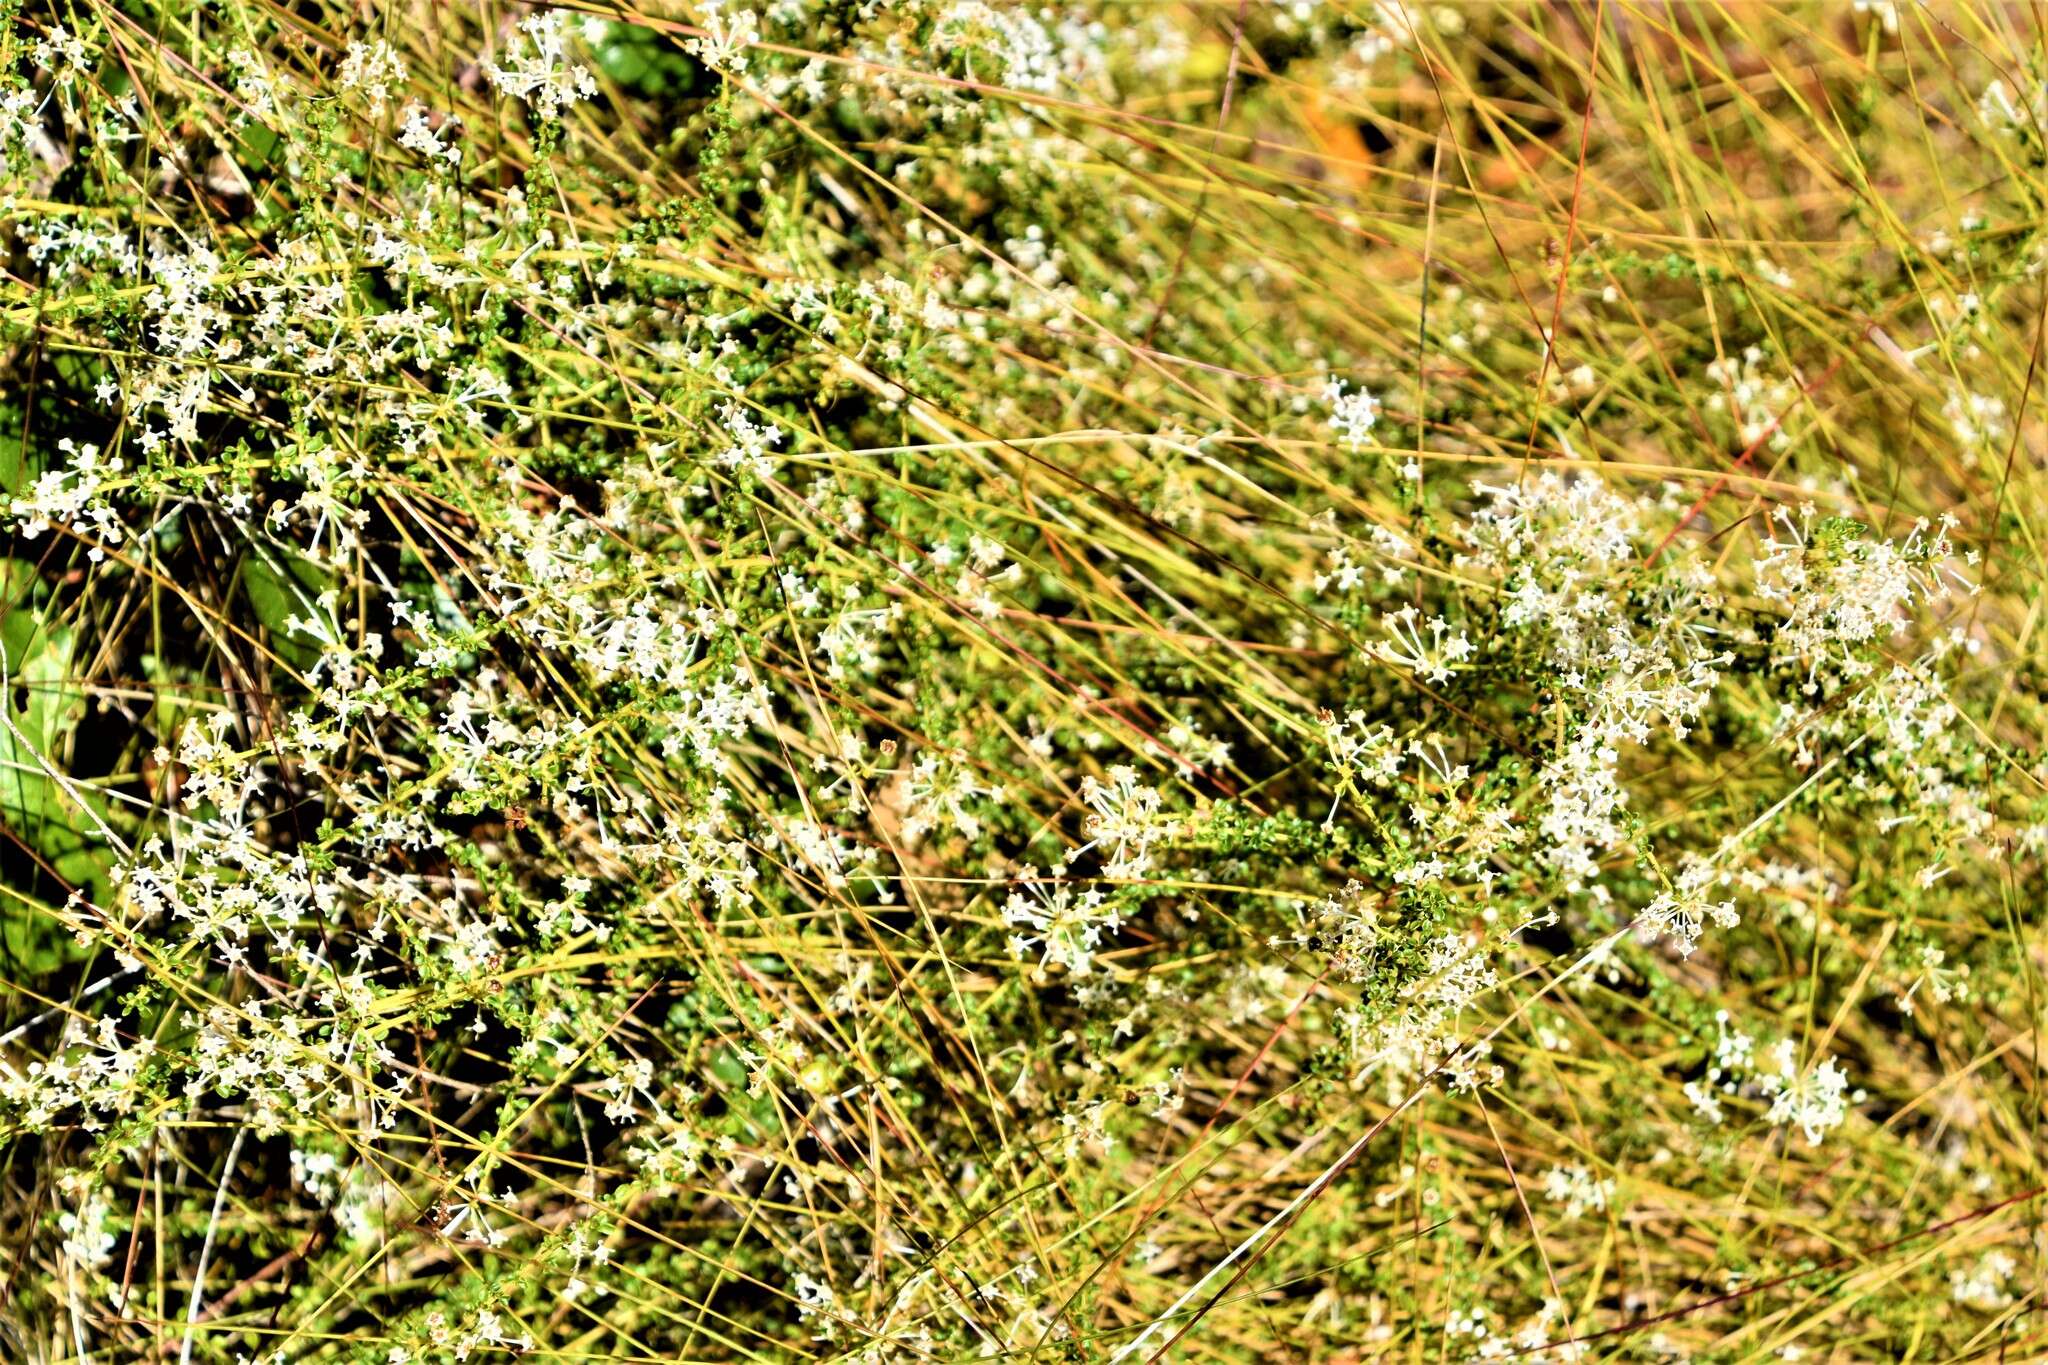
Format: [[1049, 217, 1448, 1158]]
[[0, 2, 2044, 1363]]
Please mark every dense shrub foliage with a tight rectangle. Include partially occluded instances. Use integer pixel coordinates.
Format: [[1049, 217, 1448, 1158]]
[[0, 2, 2044, 1361]]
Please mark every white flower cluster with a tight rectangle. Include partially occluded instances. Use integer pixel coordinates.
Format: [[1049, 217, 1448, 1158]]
[[1541, 1163, 1614, 1219], [1640, 856, 1738, 958], [1950, 1250, 2018, 1310], [487, 11, 598, 117], [1755, 505, 1970, 693], [687, 2, 761, 76], [1704, 345, 1802, 452], [1323, 377, 1382, 449], [1978, 76, 2047, 134], [1759, 1040, 1853, 1147], [1003, 870, 1124, 978], [936, 2, 1110, 94], [338, 38, 407, 115], [1079, 765, 1168, 877]]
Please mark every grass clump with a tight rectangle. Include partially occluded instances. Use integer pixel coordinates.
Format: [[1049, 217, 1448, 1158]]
[[0, 1, 2044, 1361]]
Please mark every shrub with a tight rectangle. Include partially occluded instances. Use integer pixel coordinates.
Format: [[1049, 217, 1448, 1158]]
[[0, 3, 2042, 1361]]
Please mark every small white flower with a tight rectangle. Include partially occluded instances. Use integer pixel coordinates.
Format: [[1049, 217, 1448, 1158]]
[[1759, 1041, 1851, 1146], [338, 39, 407, 116], [1541, 1163, 1614, 1219], [687, 2, 760, 76], [1322, 377, 1381, 449], [487, 12, 598, 118]]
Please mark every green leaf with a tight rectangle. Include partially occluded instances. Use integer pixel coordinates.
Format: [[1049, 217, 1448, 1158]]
[[0, 560, 113, 958], [242, 548, 336, 673]]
